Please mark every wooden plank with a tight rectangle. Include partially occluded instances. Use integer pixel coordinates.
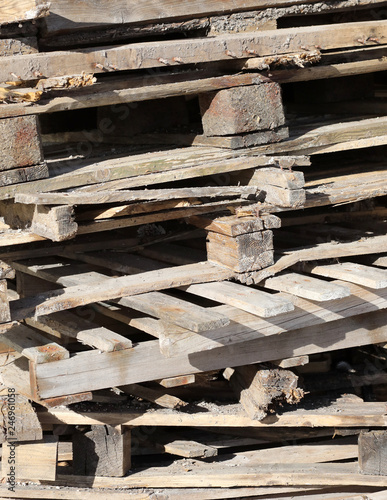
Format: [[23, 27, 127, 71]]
[[182, 281, 295, 318], [0, 323, 69, 363], [15, 186, 260, 205], [251, 234, 387, 283], [31, 308, 387, 399], [0, 163, 48, 186], [263, 272, 351, 301], [0, 279, 11, 323], [247, 167, 305, 189], [11, 262, 233, 320], [0, 115, 42, 171], [0, 0, 49, 25], [42, 0, 337, 35], [359, 431, 387, 476], [2, 436, 58, 483], [73, 426, 131, 477], [25, 311, 133, 352], [2, 20, 387, 82], [158, 375, 195, 388], [305, 262, 387, 289], [0, 393, 42, 442], [54, 463, 387, 488], [15, 260, 230, 333], [30, 205, 78, 242]]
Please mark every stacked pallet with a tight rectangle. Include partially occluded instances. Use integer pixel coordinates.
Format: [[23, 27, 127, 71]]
[[0, 0, 387, 498]]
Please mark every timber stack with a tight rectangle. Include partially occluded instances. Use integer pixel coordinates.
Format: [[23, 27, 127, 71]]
[[0, 0, 387, 498]]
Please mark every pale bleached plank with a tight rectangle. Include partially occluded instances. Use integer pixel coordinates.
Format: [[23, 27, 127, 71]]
[[182, 281, 294, 317], [306, 262, 387, 289], [263, 272, 350, 301], [0, 0, 49, 25]]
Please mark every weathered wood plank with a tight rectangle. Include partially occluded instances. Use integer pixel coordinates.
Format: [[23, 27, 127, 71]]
[[305, 262, 387, 289], [0, 393, 42, 442], [15, 186, 260, 205], [2, 20, 387, 82], [359, 431, 387, 476], [0, 1, 50, 26], [10, 262, 233, 320], [263, 272, 351, 301], [2, 436, 58, 482]]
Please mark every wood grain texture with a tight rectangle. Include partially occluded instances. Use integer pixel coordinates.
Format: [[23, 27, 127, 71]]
[[2, 20, 387, 82], [0, 0, 50, 26]]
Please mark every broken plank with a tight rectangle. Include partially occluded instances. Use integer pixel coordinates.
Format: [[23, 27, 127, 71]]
[[305, 262, 387, 289], [158, 375, 195, 388], [263, 272, 350, 301], [162, 439, 217, 459], [11, 262, 233, 320], [2, 20, 387, 82]]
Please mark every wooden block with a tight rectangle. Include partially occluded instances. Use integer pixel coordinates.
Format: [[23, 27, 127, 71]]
[[2, 435, 58, 483], [31, 205, 78, 242], [264, 186, 306, 208], [158, 375, 195, 388], [225, 365, 303, 420], [359, 431, 387, 475], [272, 356, 309, 369], [0, 279, 11, 323], [263, 272, 351, 302], [261, 214, 281, 229], [199, 84, 285, 136], [190, 214, 264, 236], [73, 425, 131, 477], [248, 167, 305, 189], [164, 440, 218, 458], [0, 116, 43, 171], [207, 230, 274, 273], [120, 384, 187, 410]]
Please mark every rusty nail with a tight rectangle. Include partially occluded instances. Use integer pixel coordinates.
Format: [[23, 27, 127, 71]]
[[107, 63, 118, 70], [245, 49, 258, 56], [158, 57, 170, 65], [10, 72, 21, 80], [34, 71, 43, 77], [368, 37, 380, 43], [225, 49, 238, 58], [95, 63, 105, 70], [173, 57, 183, 63], [356, 38, 367, 45]]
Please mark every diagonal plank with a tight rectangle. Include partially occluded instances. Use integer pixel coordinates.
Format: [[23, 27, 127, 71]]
[[10, 262, 233, 322]]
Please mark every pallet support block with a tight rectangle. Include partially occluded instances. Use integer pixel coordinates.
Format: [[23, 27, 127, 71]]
[[0, 115, 43, 171], [207, 229, 274, 272], [72, 424, 131, 477], [199, 83, 286, 136], [359, 430, 387, 475]]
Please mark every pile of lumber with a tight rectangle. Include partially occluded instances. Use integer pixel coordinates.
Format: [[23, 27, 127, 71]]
[[0, 0, 387, 498]]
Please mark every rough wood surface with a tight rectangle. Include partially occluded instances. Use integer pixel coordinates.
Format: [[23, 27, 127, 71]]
[[0, 37, 38, 56], [0, 116, 42, 171], [359, 431, 387, 476], [0, 0, 50, 26], [0, 394, 42, 442], [2, 435, 58, 482], [73, 425, 131, 477], [31, 205, 78, 242], [2, 20, 387, 82]]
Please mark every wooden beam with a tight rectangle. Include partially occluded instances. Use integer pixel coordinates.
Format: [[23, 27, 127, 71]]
[[305, 262, 387, 289], [359, 431, 387, 476], [2, 20, 387, 82]]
